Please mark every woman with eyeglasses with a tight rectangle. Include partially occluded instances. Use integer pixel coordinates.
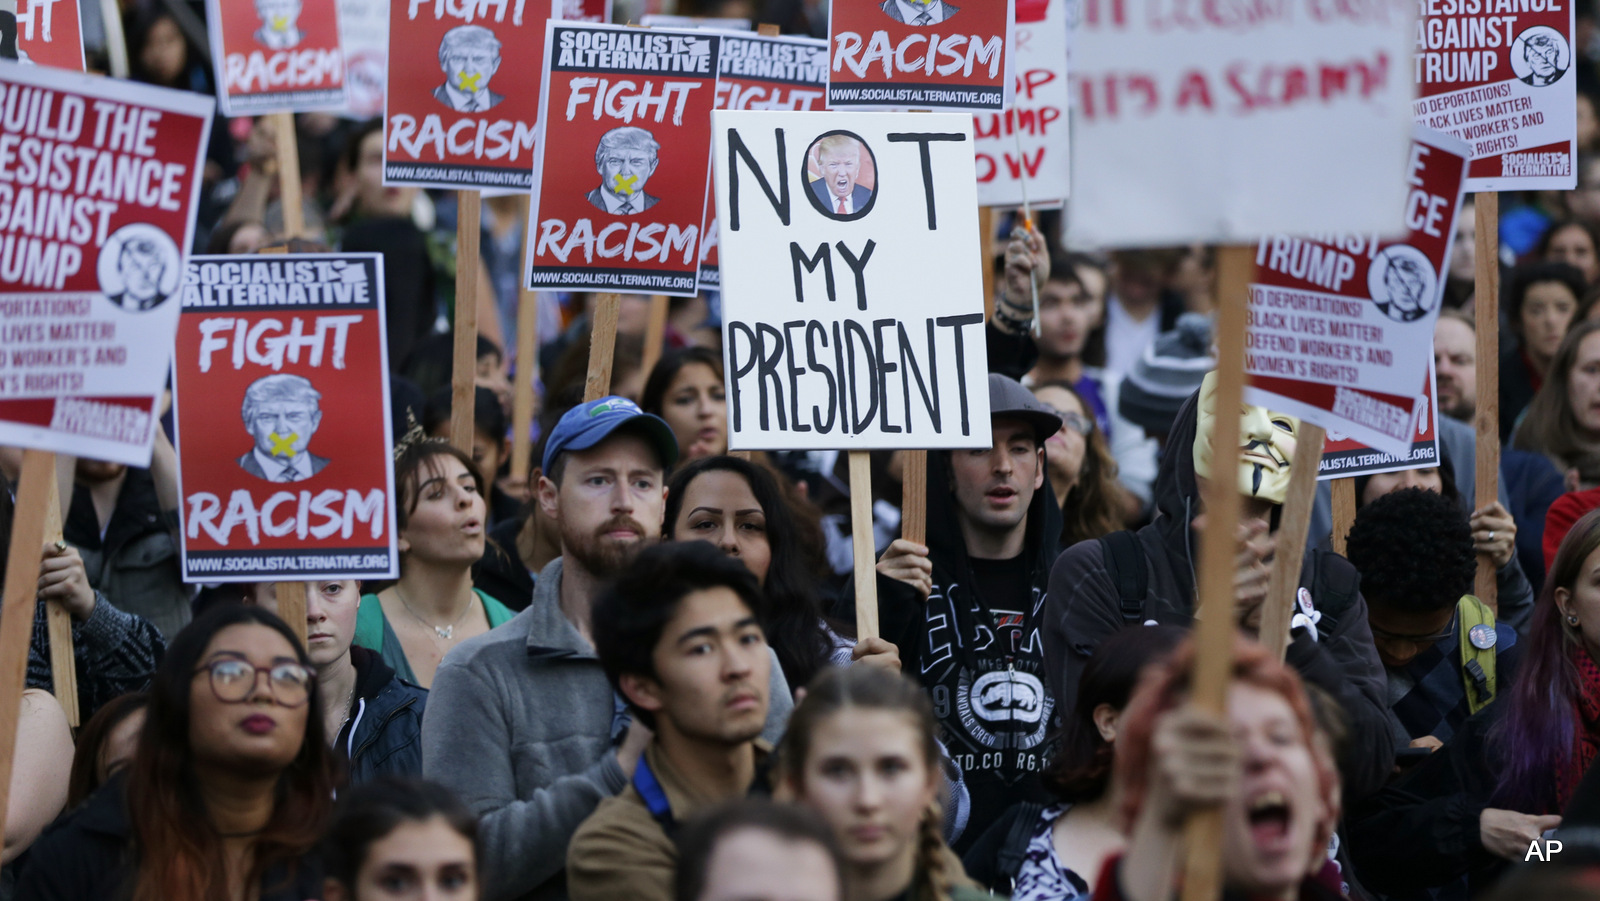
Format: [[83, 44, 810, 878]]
[[1031, 381, 1126, 549], [16, 605, 338, 901]]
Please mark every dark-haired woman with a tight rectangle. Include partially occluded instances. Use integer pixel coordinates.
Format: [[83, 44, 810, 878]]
[[1501, 261, 1587, 440], [357, 440, 515, 688], [322, 777, 479, 901], [962, 626, 1184, 898], [1348, 508, 1600, 896], [1031, 381, 1124, 549], [1514, 319, 1600, 473], [665, 455, 897, 692], [16, 605, 337, 900], [643, 346, 728, 464], [64, 693, 147, 810]]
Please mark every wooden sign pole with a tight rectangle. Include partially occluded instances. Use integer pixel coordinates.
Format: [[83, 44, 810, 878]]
[[511, 196, 539, 482], [979, 207, 997, 321], [1473, 194, 1500, 611], [1179, 244, 1252, 901], [271, 112, 304, 240], [100, 0, 130, 77], [451, 190, 482, 453], [0, 450, 57, 842], [1331, 478, 1355, 556], [849, 451, 879, 640], [584, 294, 622, 402], [40, 471, 78, 727], [1260, 424, 1326, 661], [642, 295, 669, 375]]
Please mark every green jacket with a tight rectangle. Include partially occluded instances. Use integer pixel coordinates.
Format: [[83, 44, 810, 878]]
[[354, 589, 516, 684]]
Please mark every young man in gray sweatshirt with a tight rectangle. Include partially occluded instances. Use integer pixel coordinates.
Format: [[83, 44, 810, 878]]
[[422, 396, 793, 901]]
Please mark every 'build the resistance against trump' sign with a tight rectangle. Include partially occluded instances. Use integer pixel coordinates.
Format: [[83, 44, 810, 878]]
[[711, 110, 991, 451]]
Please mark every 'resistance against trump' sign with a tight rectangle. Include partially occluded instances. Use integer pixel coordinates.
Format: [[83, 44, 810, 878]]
[[172, 253, 398, 582], [1244, 127, 1470, 456], [384, 0, 549, 190], [0, 67, 212, 466], [712, 110, 992, 451], [526, 21, 722, 295], [207, 0, 347, 115]]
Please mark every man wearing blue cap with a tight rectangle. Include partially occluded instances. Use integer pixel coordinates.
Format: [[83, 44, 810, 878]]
[[422, 397, 794, 901]]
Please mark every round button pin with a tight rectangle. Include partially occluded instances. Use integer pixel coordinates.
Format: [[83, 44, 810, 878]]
[[1469, 623, 1497, 650]]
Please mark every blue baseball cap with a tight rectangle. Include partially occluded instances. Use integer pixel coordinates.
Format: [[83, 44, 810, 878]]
[[542, 396, 679, 475]]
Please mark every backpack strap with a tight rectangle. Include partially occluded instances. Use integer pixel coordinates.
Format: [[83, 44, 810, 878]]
[[1099, 532, 1149, 625], [1305, 549, 1360, 640], [996, 802, 1048, 884], [1456, 595, 1498, 716]]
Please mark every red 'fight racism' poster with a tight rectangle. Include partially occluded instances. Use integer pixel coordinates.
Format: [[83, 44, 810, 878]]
[[525, 21, 721, 296], [172, 253, 399, 582], [384, 0, 549, 190], [207, 0, 347, 115]]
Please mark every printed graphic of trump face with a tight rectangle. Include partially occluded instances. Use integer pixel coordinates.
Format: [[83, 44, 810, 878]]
[[880, 0, 960, 25], [806, 133, 876, 221], [434, 25, 504, 112], [99, 224, 180, 312], [586, 127, 661, 216], [238, 374, 330, 483], [1369, 244, 1437, 324], [1516, 27, 1569, 87], [253, 0, 303, 50]]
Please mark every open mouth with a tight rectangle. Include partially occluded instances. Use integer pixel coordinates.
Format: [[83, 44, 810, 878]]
[[986, 486, 1018, 502], [1247, 790, 1292, 847]]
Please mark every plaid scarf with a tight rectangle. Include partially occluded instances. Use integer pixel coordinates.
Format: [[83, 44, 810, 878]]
[[1559, 645, 1600, 809]]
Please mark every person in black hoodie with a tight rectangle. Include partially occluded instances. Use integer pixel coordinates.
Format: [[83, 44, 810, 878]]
[[1042, 373, 1394, 804], [247, 580, 427, 783], [838, 373, 1064, 854]]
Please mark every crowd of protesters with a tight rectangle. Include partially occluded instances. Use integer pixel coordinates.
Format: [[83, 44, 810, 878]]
[[16, 0, 1600, 900]]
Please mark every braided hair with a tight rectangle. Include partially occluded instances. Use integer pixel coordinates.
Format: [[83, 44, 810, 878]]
[[779, 667, 953, 901]]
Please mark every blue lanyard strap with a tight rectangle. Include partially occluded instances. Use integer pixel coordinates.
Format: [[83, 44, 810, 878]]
[[633, 756, 676, 832]]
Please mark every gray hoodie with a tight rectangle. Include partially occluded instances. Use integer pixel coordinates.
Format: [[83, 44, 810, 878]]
[[422, 558, 794, 901]]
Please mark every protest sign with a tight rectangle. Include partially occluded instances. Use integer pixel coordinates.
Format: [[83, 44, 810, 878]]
[[206, 0, 347, 115], [0, 66, 212, 466], [384, 0, 548, 190], [172, 253, 398, 582], [974, 0, 1065, 207], [554, 0, 611, 22], [16, 0, 84, 71], [1317, 365, 1440, 479], [1066, 0, 1414, 247], [525, 21, 721, 295], [1413, 0, 1576, 190], [700, 32, 828, 288], [826, 0, 1013, 111], [1244, 127, 1469, 455], [711, 109, 992, 450], [337, 0, 387, 118]]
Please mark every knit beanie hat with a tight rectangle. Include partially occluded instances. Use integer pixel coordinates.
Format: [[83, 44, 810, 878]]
[[1119, 312, 1216, 438]]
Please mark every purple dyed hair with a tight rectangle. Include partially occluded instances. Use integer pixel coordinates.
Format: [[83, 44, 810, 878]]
[[1490, 508, 1600, 813]]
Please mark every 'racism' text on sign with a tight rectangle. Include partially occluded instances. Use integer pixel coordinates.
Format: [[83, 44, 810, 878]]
[[526, 21, 721, 296], [712, 110, 992, 451], [0, 66, 213, 466], [384, 0, 548, 190], [826, 0, 1013, 111], [173, 253, 399, 582], [1245, 126, 1470, 456], [207, 0, 347, 115]]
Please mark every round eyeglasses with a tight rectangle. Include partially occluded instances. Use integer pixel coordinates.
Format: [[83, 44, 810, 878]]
[[195, 658, 312, 707]]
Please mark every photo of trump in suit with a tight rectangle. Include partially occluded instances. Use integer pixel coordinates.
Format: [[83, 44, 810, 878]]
[[586, 127, 661, 215], [238, 374, 330, 483], [809, 133, 874, 220], [433, 25, 505, 112], [880, 0, 959, 25]]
